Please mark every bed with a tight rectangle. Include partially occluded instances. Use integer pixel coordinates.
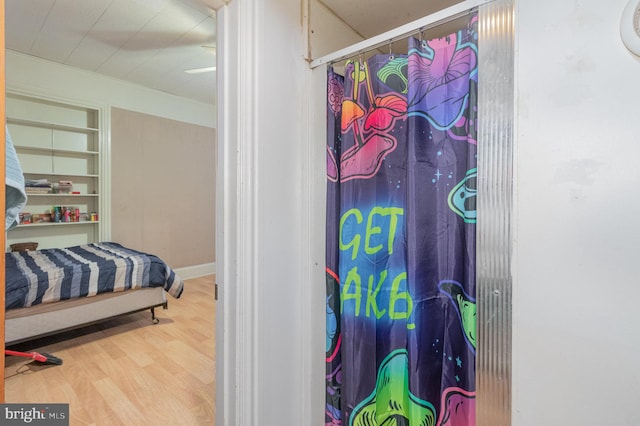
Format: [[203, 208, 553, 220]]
[[5, 242, 184, 345]]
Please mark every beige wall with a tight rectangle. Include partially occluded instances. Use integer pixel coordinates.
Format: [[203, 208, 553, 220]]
[[110, 107, 216, 268]]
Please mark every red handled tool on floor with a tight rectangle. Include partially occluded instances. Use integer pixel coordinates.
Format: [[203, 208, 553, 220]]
[[4, 349, 63, 365]]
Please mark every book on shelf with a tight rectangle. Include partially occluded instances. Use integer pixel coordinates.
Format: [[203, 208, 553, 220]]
[[25, 187, 52, 194]]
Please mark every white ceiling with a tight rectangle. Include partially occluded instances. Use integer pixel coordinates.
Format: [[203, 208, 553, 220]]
[[5, 0, 460, 106], [5, 0, 221, 105]]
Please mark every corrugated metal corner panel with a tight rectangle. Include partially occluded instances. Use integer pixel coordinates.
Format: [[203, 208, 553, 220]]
[[476, 0, 515, 425]]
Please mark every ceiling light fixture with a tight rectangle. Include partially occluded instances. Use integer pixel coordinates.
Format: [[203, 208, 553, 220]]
[[183, 45, 217, 73], [184, 66, 216, 74]]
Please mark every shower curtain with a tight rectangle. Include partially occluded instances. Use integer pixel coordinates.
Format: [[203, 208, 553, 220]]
[[325, 14, 478, 426]]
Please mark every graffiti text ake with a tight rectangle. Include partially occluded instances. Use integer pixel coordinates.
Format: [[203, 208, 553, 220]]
[[339, 206, 415, 330]]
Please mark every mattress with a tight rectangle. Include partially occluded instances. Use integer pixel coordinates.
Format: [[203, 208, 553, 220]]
[[5, 242, 183, 310]]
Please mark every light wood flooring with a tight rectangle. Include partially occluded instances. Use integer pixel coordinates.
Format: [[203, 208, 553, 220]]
[[4, 274, 216, 426]]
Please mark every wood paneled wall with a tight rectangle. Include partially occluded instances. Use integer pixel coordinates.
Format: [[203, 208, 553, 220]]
[[110, 107, 216, 269]]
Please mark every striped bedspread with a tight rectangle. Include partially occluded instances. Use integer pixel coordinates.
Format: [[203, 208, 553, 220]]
[[5, 242, 184, 310]]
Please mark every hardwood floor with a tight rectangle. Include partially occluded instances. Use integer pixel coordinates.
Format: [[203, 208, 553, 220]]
[[4, 275, 216, 426]]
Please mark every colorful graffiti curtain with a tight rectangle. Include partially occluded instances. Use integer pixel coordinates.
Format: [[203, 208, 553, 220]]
[[325, 15, 478, 426]]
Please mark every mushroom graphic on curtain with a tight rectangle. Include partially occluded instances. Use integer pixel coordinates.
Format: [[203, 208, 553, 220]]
[[325, 14, 479, 426]]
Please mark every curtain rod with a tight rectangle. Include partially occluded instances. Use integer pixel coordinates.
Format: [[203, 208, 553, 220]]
[[309, 0, 494, 69]]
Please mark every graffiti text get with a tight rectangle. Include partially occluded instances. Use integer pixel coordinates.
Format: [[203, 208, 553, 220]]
[[339, 206, 404, 260]]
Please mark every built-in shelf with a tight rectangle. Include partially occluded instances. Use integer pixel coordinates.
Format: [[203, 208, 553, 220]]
[[23, 172, 99, 178], [16, 221, 100, 228], [7, 117, 99, 133], [24, 193, 99, 197], [6, 92, 102, 250], [14, 145, 99, 155]]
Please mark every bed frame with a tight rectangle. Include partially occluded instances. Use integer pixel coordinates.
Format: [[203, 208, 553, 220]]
[[5, 287, 167, 345]]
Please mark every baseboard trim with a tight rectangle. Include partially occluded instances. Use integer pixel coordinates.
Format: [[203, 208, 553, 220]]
[[174, 262, 216, 280]]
